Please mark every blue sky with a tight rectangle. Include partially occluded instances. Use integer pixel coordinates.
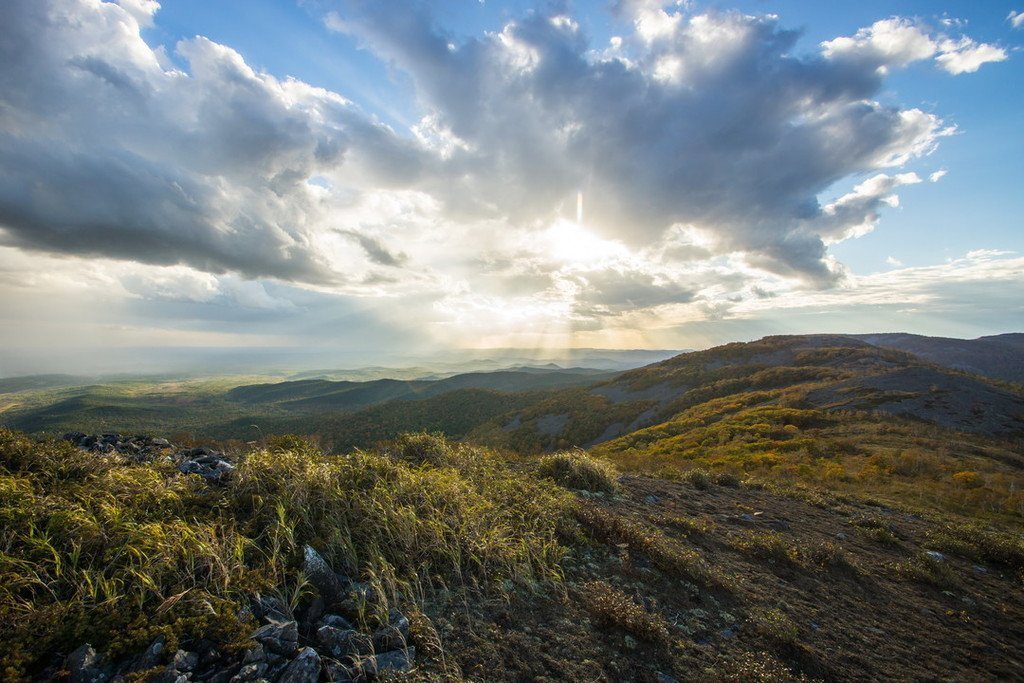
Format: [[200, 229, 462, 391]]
[[0, 0, 1021, 373]]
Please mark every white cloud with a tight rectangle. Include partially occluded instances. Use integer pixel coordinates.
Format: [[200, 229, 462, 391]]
[[929, 169, 948, 182], [821, 17, 1006, 76], [1009, 11, 1024, 29], [886, 256, 903, 267], [935, 38, 1007, 74]]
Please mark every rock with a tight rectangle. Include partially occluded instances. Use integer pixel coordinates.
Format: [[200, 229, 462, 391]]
[[303, 545, 348, 607], [229, 661, 267, 682], [178, 457, 235, 484], [656, 674, 679, 683], [277, 648, 321, 683], [353, 647, 415, 677], [372, 610, 411, 652], [132, 635, 166, 672], [925, 550, 946, 562], [322, 659, 360, 682], [319, 613, 355, 631], [66, 644, 110, 683], [973, 565, 989, 574], [241, 643, 266, 665], [643, 495, 660, 505], [63, 431, 87, 443], [251, 621, 299, 656], [835, 532, 850, 541], [151, 438, 171, 448], [251, 594, 289, 624], [172, 650, 199, 673], [317, 626, 373, 658], [767, 519, 791, 532]]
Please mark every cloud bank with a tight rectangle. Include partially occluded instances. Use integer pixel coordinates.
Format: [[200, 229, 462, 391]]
[[0, 0, 1015, 358]]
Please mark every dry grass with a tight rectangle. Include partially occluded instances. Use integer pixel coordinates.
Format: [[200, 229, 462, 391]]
[[580, 580, 669, 642], [537, 449, 620, 493]]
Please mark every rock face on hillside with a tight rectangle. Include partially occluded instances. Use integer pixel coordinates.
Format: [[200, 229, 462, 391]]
[[58, 545, 415, 683]]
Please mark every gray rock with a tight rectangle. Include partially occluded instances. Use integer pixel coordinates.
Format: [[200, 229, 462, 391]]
[[229, 661, 267, 682], [151, 438, 171, 447], [656, 674, 679, 683], [354, 647, 415, 677], [925, 550, 946, 562], [133, 635, 166, 671], [643, 495, 660, 505], [251, 594, 289, 624], [317, 626, 373, 658], [241, 643, 266, 665], [372, 610, 411, 652], [303, 545, 348, 606], [172, 650, 199, 672], [277, 648, 321, 683], [251, 621, 298, 656], [322, 659, 360, 682], [767, 519, 791, 532], [835, 532, 850, 541], [66, 644, 110, 683], [319, 613, 355, 631]]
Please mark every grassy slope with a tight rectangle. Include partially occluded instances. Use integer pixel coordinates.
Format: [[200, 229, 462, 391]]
[[2, 432, 1023, 681]]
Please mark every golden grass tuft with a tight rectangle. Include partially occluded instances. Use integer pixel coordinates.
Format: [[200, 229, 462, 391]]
[[537, 449, 620, 493]]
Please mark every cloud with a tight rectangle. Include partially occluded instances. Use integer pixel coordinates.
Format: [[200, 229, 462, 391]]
[[0, 0, 422, 284], [1009, 11, 1024, 30], [324, 2, 1000, 285], [336, 229, 408, 267], [929, 169, 947, 182], [0, 0, 1012, 352], [820, 17, 1006, 75]]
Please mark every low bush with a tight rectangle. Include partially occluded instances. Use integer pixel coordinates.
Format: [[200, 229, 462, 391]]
[[537, 449, 619, 493], [580, 580, 669, 642]]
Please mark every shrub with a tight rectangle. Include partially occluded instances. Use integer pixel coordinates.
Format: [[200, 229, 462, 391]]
[[715, 471, 742, 487], [924, 523, 1024, 570], [683, 468, 713, 490], [537, 449, 619, 493], [749, 607, 799, 645], [892, 553, 959, 589], [580, 581, 669, 642]]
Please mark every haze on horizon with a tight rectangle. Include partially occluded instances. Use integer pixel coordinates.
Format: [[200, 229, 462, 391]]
[[1, 0, 1022, 376]]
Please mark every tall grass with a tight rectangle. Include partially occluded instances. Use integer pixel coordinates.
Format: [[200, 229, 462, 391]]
[[0, 430, 571, 680]]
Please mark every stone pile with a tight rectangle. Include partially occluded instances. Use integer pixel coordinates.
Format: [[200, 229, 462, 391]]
[[62, 432, 235, 484], [62, 546, 416, 683]]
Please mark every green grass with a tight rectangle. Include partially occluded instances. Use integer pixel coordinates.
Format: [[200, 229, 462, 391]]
[[0, 429, 571, 680]]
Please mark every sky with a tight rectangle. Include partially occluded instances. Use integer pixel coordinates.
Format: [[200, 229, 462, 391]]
[[0, 0, 1022, 374]]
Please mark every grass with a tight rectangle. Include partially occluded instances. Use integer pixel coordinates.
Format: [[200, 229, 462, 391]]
[[0, 429, 571, 680], [580, 580, 669, 642], [574, 504, 717, 587], [537, 449, 620, 493]]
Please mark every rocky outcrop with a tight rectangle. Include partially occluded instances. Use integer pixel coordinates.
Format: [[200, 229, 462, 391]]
[[62, 432, 236, 484]]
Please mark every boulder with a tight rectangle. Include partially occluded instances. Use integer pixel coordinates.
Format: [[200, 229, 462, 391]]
[[316, 626, 373, 659], [277, 648, 321, 683], [303, 545, 348, 607], [66, 644, 110, 683], [251, 621, 298, 656]]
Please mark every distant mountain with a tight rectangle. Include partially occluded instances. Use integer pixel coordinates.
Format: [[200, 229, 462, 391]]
[[850, 332, 1024, 384], [227, 368, 619, 413]]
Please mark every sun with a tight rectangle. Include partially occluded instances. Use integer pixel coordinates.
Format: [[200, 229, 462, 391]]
[[544, 219, 626, 267]]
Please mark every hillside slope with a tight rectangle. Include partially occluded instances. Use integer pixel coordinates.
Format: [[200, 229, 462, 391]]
[[469, 335, 1024, 455]]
